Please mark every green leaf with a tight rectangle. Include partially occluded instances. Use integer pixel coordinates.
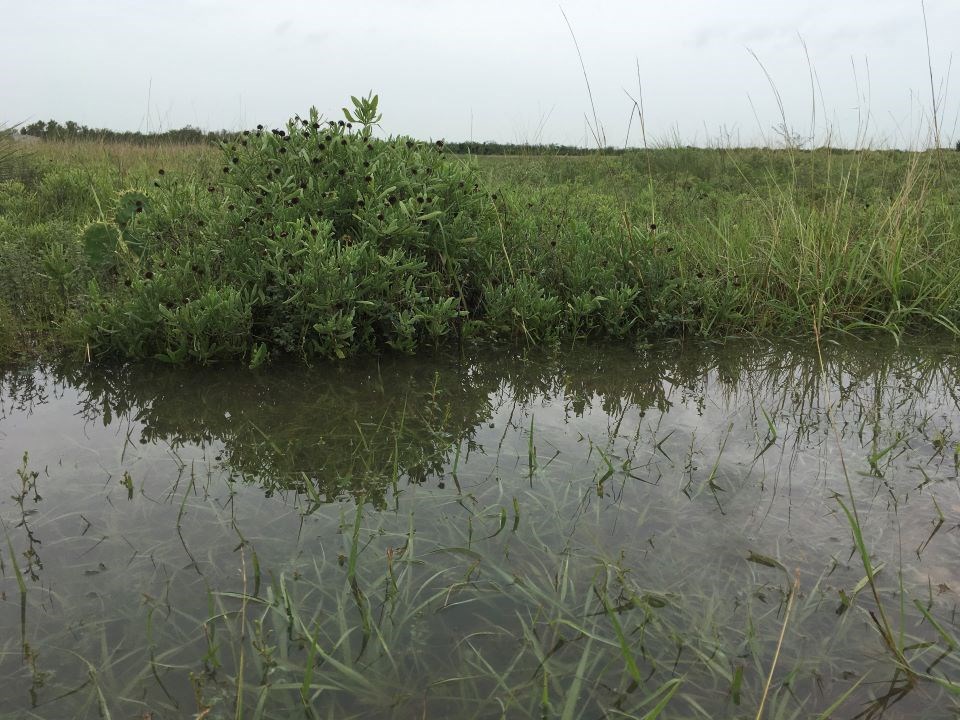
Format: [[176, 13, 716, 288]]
[[81, 222, 121, 271]]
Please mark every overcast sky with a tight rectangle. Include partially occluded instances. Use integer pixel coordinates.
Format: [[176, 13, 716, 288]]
[[3, 1, 958, 148]]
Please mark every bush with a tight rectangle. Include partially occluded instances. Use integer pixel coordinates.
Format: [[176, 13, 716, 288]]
[[81, 94, 504, 364]]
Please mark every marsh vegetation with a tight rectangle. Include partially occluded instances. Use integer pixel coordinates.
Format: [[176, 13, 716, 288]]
[[2, 97, 960, 718], [2, 96, 960, 363]]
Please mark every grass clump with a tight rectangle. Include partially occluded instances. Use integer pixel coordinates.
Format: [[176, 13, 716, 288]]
[[81, 94, 502, 363]]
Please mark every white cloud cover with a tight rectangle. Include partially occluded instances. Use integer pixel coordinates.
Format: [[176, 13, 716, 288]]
[[3, 0, 958, 147]]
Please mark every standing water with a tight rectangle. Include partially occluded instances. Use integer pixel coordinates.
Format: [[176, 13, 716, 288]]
[[1, 339, 958, 719]]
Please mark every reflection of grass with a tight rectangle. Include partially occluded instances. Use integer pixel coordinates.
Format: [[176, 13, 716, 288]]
[[3, 341, 960, 717]]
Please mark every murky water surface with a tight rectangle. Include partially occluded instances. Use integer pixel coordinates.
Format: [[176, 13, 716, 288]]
[[1, 340, 958, 719]]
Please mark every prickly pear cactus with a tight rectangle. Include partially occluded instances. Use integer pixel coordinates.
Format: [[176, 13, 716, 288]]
[[81, 222, 121, 271], [114, 190, 148, 228]]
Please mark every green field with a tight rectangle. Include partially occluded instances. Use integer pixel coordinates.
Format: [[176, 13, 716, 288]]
[[2, 99, 960, 364]]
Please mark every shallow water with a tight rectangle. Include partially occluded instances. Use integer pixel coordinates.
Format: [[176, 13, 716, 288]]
[[1, 339, 958, 719]]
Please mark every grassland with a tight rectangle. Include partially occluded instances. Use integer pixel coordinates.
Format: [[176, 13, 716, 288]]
[[1, 103, 959, 364]]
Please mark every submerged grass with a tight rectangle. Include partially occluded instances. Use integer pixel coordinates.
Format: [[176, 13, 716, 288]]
[[1, 96, 959, 363], [2, 341, 960, 717]]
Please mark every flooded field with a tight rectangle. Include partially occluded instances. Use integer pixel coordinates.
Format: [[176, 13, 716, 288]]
[[1, 339, 958, 719]]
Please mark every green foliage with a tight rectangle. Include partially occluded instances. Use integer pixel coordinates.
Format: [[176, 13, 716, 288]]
[[0, 126, 21, 182], [114, 189, 149, 228], [0, 300, 17, 361], [3, 97, 960, 362], [81, 222, 121, 271], [18, 118, 234, 145], [0, 214, 85, 338], [81, 96, 502, 363]]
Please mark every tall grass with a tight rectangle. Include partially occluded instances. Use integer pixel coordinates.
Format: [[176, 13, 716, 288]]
[[1, 96, 959, 363]]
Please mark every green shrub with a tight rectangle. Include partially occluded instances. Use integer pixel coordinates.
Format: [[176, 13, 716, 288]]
[[82, 95, 504, 363]]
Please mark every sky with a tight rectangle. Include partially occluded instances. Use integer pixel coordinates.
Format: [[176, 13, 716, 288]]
[[3, 0, 959, 148]]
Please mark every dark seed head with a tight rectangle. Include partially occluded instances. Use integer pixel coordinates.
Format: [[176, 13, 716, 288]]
[[290, 197, 300, 205], [232, 156, 239, 163], [357, 199, 365, 208], [124, 278, 132, 287], [222, 166, 230, 173], [377, 213, 384, 221], [279, 147, 286, 154], [388, 195, 397, 205], [364, 175, 372, 182], [257, 124, 264, 130], [144, 271, 154, 280], [649, 223, 657, 231], [337, 168, 346, 176], [158, 168, 165, 175]]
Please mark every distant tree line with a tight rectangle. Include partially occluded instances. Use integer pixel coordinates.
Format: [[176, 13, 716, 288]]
[[15, 120, 960, 153], [18, 119, 234, 145]]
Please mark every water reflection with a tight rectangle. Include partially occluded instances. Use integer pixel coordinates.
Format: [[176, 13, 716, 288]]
[[0, 339, 958, 719], [18, 340, 955, 501]]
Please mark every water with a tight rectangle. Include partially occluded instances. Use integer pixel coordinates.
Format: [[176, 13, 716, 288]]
[[1, 339, 958, 719]]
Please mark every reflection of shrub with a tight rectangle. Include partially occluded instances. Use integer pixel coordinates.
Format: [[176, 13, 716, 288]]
[[82, 94, 502, 363]]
